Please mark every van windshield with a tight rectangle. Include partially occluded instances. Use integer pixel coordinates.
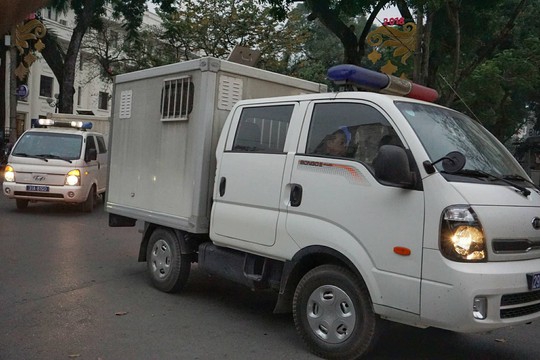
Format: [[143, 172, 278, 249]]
[[12, 132, 83, 160], [395, 101, 528, 179]]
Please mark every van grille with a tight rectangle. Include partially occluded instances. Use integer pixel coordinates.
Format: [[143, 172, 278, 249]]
[[500, 290, 540, 319], [14, 191, 64, 199]]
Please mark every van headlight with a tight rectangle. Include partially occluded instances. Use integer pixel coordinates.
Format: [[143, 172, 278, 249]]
[[65, 169, 81, 186], [440, 206, 486, 262], [4, 165, 15, 182]]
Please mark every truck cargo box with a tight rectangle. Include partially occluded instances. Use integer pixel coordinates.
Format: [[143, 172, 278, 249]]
[[106, 57, 326, 233]]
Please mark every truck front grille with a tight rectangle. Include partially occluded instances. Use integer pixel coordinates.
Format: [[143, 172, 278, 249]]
[[500, 290, 540, 319], [493, 239, 540, 253]]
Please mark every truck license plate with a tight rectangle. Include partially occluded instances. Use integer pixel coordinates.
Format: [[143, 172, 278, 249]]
[[527, 272, 540, 290], [26, 185, 49, 192]]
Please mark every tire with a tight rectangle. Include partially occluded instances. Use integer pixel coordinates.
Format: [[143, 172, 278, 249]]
[[16, 199, 29, 210], [146, 228, 191, 293], [293, 264, 380, 360], [81, 186, 95, 213]]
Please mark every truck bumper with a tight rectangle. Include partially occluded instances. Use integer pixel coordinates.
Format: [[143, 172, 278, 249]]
[[421, 248, 540, 332]]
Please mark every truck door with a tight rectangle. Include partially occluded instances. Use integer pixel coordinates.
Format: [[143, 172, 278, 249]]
[[211, 103, 297, 247], [284, 101, 425, 314]]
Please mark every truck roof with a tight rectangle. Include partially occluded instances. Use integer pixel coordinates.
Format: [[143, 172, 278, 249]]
[[234, 90, 442, 107]]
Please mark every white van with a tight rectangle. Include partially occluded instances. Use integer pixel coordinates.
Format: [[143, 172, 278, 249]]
[[2, 119, 108, 212]]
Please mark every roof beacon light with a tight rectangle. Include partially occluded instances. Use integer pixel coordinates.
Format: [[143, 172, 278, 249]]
[[70, 121, 93, 130], [327, 64, 439, 102], [38, 118, 55, 126], [81, 122, 93, 130]]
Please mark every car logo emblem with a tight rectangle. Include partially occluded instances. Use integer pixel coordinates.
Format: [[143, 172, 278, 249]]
[[533, 217, 540, 230], [33, 175, 45, 181]]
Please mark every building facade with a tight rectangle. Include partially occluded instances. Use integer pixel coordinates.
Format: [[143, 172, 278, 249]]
[[2, 6, 160, 140]]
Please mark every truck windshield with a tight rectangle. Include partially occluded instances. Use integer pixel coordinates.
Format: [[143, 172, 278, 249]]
[[395, 101, 528, 179], [12, 132, 83, 161]]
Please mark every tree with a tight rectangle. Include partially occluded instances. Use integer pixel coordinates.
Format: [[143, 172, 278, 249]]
[[260, 0, 413, 65], [82, 21, 178, 81], [261, 0, 539, 141], [158, 0, 305, 69], [434, 0, 540, 140], [40, 0, 176, 113]]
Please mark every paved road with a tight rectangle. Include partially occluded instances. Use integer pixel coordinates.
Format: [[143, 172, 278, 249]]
[[0, 194, 539, 359]]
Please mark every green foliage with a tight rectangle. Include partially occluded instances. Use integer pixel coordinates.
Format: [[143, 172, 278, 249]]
[[158, 0, 296, 62], [431, 0, 540, 140]]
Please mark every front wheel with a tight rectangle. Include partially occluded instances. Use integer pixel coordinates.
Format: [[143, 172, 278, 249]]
[[81, 186, 95, 212], [146, 228, 191, 293], [293, 264, 380, 360]]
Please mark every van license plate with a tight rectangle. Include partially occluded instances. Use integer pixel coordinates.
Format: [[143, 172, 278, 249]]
[[26, 185, 49, 192], [527, 272, 540, 290]]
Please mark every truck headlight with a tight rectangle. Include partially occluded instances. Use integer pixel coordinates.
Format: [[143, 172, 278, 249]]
[[440, 206, 486, 262], [4, 165, 15, 182], [65, 169, 81, 186]]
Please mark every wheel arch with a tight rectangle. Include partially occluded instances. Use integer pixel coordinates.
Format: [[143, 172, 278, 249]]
[[273, 245, 376, 314], [138, 223, 200, 262]]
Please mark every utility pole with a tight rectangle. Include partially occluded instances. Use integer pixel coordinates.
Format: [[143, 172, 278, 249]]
[[9, 26, 17, 144]]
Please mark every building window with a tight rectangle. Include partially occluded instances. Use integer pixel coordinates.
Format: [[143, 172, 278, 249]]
[[110, 30, 119, 48], [39, 75, 53, 98], [79, 53, 84, 71], [160, 76, 194, 121], [98, 92, 109, 110], [77, 87, 82, 106], [44, 7, 58, 21]]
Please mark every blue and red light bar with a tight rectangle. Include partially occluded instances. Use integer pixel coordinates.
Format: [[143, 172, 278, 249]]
[[327, 64, 439, 102]]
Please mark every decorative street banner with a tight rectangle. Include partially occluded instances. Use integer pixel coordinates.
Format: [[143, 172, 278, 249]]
[[14, 15, 47, 81], [366, 18, 415, 79]]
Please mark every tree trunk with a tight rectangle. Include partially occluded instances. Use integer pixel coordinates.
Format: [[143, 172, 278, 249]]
[[40, 33, 65, 85], [58, 23, 87, 113], [305, 0, 363, 64], [57, 0, 96, 113], [0, 42, 6, 137], [413, 5, 424, 83]]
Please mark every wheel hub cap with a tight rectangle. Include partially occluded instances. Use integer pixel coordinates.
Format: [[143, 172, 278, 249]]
[[150, 239, 171, 279], [307, 285, 356, 344]]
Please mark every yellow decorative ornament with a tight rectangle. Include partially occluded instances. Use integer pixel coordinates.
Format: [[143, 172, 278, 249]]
[[366, 22, 416, 77], [14, 17, 47, 81], [380, 60, 398, 75], [15, 19, 47, 55]]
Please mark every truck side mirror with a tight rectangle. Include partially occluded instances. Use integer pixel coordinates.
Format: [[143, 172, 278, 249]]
[[373, 145, 414, 188], [85, 148, 97, 162]]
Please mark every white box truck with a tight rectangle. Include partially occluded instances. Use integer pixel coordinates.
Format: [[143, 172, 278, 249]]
[[107, 59, 540, 359]]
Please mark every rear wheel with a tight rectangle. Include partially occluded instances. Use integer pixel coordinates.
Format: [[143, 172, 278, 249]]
[[16, 199, 29, 210], [146, 228, 191, 293], [293, 264, 380, 360]]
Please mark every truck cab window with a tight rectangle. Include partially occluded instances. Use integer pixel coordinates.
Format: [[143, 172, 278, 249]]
[[306, 102, 403, 165], [232, 105, 294, 153]]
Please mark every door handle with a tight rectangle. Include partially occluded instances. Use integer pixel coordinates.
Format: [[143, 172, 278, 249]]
[[219, 177, 226, 197], [290, 184, 303, 207]]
